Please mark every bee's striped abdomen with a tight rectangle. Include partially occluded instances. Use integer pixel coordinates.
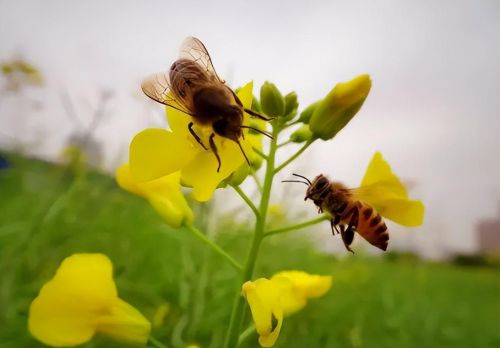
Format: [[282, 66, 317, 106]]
[[356, 203, 389, 251]]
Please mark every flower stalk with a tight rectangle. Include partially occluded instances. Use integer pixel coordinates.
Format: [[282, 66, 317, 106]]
[[223, 122, 281, 348], [184, 223, 242, 272], [264, 215, 329, 237]]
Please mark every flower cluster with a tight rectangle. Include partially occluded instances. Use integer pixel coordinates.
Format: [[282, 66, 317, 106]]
[[28, 45, 425, 348]]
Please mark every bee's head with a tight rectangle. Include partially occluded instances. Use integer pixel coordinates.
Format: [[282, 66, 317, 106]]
[[305, 174, 331, 201], [213, 106, 243, 141]]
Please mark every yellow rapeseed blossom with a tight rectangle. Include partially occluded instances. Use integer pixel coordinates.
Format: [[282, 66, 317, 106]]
[[130, 82, 257, 202], [355, 152, 425, 226], [242, 278, 285, 347], [116, 164, 193, 228], [28, 254, 151, 347], [242, 271, 332, 347]]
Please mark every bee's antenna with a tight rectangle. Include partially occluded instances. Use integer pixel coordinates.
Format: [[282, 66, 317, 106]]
[[292, 173, 312, 185], [240, 126, 273, 139], [236, 140, 250, 166], [281, 180, 310, 186]]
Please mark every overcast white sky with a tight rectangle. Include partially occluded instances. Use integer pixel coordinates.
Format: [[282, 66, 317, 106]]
[[1, 0, 499, 257]]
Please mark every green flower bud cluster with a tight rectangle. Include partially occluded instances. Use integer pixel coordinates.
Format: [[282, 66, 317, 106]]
[[259, 82, 299, 122]]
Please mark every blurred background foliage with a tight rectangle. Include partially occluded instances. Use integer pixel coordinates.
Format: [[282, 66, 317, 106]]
[[0, 153, 499, 348]]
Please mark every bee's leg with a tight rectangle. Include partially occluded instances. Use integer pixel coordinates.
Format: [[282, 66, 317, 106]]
[[333, 214, 341, 225], [342, 207, 359, 253], [209, 133, 222, 172], [244, 108, 273, 121], [227, 87, 243, 107], [188, 122, 207, 150], [225, 85, 272, 121], [339, 225, 354, 253], [330, 217, 340, 235]]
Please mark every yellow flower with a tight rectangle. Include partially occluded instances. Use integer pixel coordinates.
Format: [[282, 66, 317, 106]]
[[242, 278, 285, 347], [271, 270, 332, 315], [116, 164, 193, 228], [309, 74, 371, 140], [28, 254, 151, 347], [130, 82, 257, 202], [355, 152, 425, 226], [242, 271, 332, 347]]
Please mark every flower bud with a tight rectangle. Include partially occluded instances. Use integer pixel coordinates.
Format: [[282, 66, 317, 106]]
[[290, 125, 313, 143], [309, 74, 371, 140], [298, 101, 319, 124], [260, 81, 285, 117], [283, 92, 298, 120], [225, 164, 250, 187]]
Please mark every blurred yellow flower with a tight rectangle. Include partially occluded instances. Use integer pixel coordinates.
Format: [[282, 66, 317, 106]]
[[130, 82, 257, 202], [116, 164, 193, 228], [28, 254, 151, 347], [242, 270, 332, 347]]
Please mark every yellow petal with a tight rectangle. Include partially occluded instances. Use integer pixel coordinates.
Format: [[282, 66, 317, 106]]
[[115, 163, 146, 197], [96, 298, 151, 346], [166, 105, 191, 133], [129, 128, 196, 182], [361, 152, 407, 198], [28, 254, 118, 347], [237, 81, 254, 109], [374, 198, 425, 227], [356, 152, 425, 227], [242, 279, 285, 348], [272, 271, 332, 299], [271, 271, 332, 316], [182, 137, 250, 202]]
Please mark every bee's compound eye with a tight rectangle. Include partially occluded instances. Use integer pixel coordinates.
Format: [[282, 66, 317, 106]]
[[318, 179, 329, 189]]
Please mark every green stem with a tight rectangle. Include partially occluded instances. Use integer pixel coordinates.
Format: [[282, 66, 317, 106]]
[[184, 223, 242, 272], [284, 120, 301, 129], [277, 139, 293, 148], [250, 171, 263, 193], [264, 215, 329, 237], [232, 185, 260, 218], [237, 324, 256, 347], [148, 336, 169, 348], [274, 139, 314, 174], [223, 125, 279, 348], [252, 146, 268, 160]]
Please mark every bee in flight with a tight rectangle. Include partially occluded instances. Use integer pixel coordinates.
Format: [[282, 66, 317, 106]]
[[284, 152, 425, 253], [141, 37, 271, 172]]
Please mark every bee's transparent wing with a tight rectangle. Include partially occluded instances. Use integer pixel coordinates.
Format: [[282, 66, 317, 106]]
[[179, 37, 224, 83], [141, 72, 193, 115]]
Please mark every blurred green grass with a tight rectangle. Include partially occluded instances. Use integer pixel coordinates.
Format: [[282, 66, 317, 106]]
[[0, 153, 499, 348]]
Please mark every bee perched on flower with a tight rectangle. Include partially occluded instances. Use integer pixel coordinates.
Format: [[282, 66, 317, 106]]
[[140, 37, 271, 172]]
